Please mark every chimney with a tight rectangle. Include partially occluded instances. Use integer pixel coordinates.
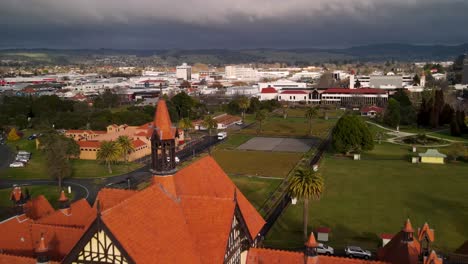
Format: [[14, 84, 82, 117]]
[[35, 234, 49, 264]]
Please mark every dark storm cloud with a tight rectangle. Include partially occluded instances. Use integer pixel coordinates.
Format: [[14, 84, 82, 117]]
[[0, 0, 467, 48]]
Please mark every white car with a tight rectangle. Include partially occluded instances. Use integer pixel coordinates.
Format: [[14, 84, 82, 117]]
[[317, 243, 334, 255], [10, 162, 25, 168], [235, 121, 243, 125]]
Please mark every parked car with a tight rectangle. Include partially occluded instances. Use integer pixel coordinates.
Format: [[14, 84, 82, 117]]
[[28, 134, 38, 140], [345, 246, 372, 259], [18, 151, 31, 155], [235, 121, 243, 126], [10, 162, 25, 168], [16, 157, 29, 163], [217, 132, 227, 140], [317, 243, 334, 255], [166, 156, 180, 163]]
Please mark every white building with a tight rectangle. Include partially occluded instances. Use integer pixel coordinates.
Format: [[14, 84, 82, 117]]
[[278, 90, 310, 103], [291, 71, 323, 81], [259, 79, 307, 90], [225, 86, 259, 97], [176, 63, 192, 80], [259, 87, 278, 101], [225, 65, 258, 80], [257, 70, 290, 79]]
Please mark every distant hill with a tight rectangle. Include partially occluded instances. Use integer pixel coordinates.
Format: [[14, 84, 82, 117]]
[[1, 43, 467, 66]]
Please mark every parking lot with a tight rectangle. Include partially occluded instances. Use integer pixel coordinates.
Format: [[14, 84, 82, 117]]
[[237, 137, 319, 153]]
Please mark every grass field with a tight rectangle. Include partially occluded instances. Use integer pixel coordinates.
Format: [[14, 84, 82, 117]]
[[0, 185, 75, 220], [1, 134, 142, 179], [212, 150, 303, 178], [264, 143, 468, 252], [217, 134, 254, 150], [230, 176, 282, 210]]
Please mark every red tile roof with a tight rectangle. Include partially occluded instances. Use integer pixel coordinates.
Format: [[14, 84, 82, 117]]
[[58, 190, 68, 202], [36, 199, 95, 229], [261, 87, 278, 93], [281, 90, 308, 94], [77, 141, 101, 148], [94, 188, 137, 211], [246, 248, 389, 264], [316, 227, 331, 233], [24, 195, 54, 220], [154, 100, 176, 140], [424, 251, 443, 264], [380, 233, 394, 240], [377, 230, 420, 264], [418, 223, 434, 242], [403, 218, 414, 233], [132, 139, 146, 148], [324, 88, 387, 94], [0, 253, 59, 264]]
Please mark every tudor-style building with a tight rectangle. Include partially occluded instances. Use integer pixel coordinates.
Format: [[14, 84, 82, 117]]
[[62, 100, 265, 264]]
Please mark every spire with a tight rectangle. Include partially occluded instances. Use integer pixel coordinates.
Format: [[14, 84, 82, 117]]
[[305, 232, 319, 248], [58, 190, 70, 210], [35, 233, 49, 264], [153, 100, 174, 140], [402, 218, 414, 242]]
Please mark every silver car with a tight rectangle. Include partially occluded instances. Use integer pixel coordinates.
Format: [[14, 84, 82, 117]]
[[10, 162, 25, 168], [345, 246, 372, 259], [317, 243, 334, 255]]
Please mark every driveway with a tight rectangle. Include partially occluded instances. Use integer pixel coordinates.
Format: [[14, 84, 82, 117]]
[[0, 144, 13, 171]]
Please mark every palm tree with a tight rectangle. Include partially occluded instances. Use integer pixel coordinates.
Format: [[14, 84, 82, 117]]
[[202, 115, 217, 137], [238, 96, 250, 121], [289, 167, 324, 242], [117, 136, 134, 169], [305, 107, 319, 136], [255, 110, 267, 135], [97, 141, 122, 174], [178, 117, 194, 141]]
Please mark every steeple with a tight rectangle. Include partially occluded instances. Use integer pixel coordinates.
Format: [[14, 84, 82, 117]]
[[305, 232, 319, 257], [151, 99, 177, 175], [35, 234, 49, 264], [402, 218, 414, 242]]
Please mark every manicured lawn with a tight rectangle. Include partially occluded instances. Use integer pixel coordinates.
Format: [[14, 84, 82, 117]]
[[240, 117, 335, 139], [0, 185, 75, 220], [265, 143, 468, 252], [212, 150, 303, 178], [217, 134, 254, 150], [1, 135, 143, 179], [230, 176, 282, 210]]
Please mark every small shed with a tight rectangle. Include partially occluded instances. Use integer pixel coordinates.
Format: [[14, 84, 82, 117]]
[[419, 149, 447, 164], [316, 227, 331, 242], [353, 154, 361, 160], [380, 233, 394, 247]]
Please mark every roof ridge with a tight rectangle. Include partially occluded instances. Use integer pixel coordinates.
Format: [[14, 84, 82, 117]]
[[31, 222, 85, 230], [156, 183, 180, 203], [253, 247, 303, 255], [178, 195, 234, 201]]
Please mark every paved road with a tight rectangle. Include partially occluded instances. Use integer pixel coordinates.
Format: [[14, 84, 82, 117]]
[[0, 144, 13, 170], [0, 135, 221, 206]]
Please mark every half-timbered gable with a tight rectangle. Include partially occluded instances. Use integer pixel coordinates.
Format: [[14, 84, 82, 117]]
[[63, 217, 134, 264], [224, 203, 253, 264]]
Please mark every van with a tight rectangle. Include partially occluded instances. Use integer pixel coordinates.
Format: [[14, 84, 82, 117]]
[[217, 132, 227, 140]]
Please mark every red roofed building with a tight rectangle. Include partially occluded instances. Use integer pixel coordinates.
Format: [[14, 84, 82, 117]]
[[321, 88, 388, 107], [361, 105, 384, 118], [259, 87, 278, 101]]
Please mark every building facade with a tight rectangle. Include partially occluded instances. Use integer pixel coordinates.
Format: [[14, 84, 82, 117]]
[[176, 63, 192, 80]]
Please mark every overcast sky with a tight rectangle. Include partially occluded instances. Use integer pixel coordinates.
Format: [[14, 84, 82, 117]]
[[1, 0, 468, 49]]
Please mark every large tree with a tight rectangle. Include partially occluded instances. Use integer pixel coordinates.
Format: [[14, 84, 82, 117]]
[[332, 114, 374, 154], [305, 107, 319, 136], [384, 98, 401, 128], [97, 141, 122, 174], [289, 168, 324, 241]]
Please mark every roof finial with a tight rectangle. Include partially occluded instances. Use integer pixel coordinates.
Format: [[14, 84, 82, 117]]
[[35, 233, 49, 264]]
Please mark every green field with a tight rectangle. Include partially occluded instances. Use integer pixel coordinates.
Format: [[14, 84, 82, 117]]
[[2, 135, 142, 180], [212, 150, 303, 178], [0, 185, 75, 220], [217, 134, 254, 150], [264, 143, 468, 252], [231, 176, 282, 210]]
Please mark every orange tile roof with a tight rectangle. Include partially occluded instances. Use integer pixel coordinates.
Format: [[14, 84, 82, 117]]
[[377, 231, 421, 264], [94, 188, 137, 211], [132, 138, 147, 148], [0, 253, 59, 264], [172, 156, 265, 238], [36, 199, 95, 229], [101, 184, 202, 264], [424, 251, 443, 264], [154, 100, 176, 140], [247, 248, 390, 264], [214, 114, 241, 126], [77, 140, 101, 148], [24, 195, 54, 220], [153, 176, 178, 198], [418, 223, 435, 242]]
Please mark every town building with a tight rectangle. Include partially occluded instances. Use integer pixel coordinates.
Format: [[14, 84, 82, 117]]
[[193, 113, 242, 130], [259, 79, 308, 90], [225, 65, 258, 81], [320, 88, 388, 107], [259, 87, 278, 101], [278, 90, 310, 103], [361, 106, 384, 118], [418, 149, 447, 164], [176, 63, 192, 80]]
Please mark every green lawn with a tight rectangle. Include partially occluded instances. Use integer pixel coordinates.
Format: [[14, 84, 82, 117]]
[[217, 134, 254, 150], [0, 185, 75, 220], [265, 143, 468, 252], [231, 176, 282, 210], [240, 117, 335, 139], [1, 135, 142, 179], [212, 150, 303, 178]]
